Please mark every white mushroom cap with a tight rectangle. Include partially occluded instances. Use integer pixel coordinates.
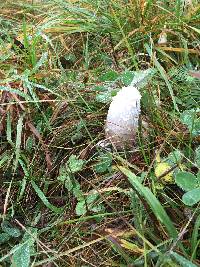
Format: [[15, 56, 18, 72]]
[[105, 86, 141, 149]]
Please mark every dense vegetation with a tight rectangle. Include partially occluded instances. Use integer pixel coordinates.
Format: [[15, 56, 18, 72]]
[[0, 0, 200, 266]]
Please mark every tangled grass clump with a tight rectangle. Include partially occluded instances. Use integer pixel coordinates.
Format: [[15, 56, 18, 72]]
[[0, 0, 200, 266]]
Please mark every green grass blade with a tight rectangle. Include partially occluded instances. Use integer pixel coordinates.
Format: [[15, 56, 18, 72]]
[[191, 213, 200, 260], [6, 112, 13, 145], [187, 25, 200, 35], [0, 86, 30, 101], [0, 153, 10, 168], [145, 43, 179, 112], [31, 181, 64, 214], [170, 251, 198, 267], [118, 166, 178, 239], [14, 115, 23, 172], [118, 166, 188, 255], [31, 52, 48, 75]]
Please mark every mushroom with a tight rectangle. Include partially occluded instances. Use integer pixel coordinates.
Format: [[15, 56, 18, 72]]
[[105, 85, 141, 150]]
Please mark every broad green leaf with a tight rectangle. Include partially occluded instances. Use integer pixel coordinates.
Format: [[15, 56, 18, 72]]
[[1, 221, 21, 238], [86, 192, 105, 213], [120, 71, 135, 86], [175, 172, 198, 192], [11, 243, 30, 267], [86, 192, 99, 205], [118, 166, 178, 239], [22, 228, 37, 255], [25, 136, 34, 151], [129, 68, 155, 88], [64, 176, 74, 191], [96, 91, 112, 103], [31, 181, 63, 214], [182, 188, 200, 206], [99, 70, 118, 82], [94, 153, 112, 173], [90, 203, 105, 213], [76, 200, 87, 216], [58, 163, 83, 199], [167, 149, 183, 164], [67, 155, 84, 173], [57, 165, 70, 183], [0, 233, 10, 244], [22, 228, 37, 246], [73, 186, 84, 201]]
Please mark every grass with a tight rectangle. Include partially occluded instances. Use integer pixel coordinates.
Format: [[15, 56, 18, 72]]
[[0, 0, 200, 266]]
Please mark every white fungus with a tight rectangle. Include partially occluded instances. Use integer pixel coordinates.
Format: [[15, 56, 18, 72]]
[[105, 85, 141, 149], [158, 32, 167, 45]]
